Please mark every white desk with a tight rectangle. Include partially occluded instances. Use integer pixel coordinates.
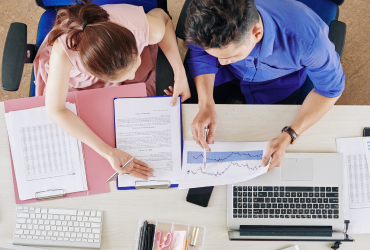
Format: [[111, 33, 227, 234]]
[[1, 103, 369, 250]]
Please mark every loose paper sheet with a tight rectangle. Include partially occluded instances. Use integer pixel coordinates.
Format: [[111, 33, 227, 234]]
[[178, 141, 269, 189], [5, 103, 88, 200], [115, 97, 182, 187], [336, 137, 370, 233]]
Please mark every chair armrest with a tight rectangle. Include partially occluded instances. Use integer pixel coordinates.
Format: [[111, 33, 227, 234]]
[[155, 47, 174, 96], [2, 22, 36, 91], [175, 0, 192, 40], [328, 20, 346, 59]]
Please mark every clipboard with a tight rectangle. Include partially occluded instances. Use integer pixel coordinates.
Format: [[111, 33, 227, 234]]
[[4, 83, 147, 203], [114, 96, 183, 190]]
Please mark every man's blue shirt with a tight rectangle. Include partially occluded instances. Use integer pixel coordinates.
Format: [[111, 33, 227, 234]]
[[186, 0, 345, 104]]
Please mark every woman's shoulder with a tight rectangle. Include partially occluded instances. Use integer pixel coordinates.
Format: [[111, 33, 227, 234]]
[[101, 4, 148, 31]]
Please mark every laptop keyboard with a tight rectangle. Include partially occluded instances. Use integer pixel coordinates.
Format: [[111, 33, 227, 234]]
[[233, 186, 339, 219]]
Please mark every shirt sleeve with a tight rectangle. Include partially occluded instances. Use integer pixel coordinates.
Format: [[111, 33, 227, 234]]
[[301, 27, 345, 98], [186, 43, 220, 78]]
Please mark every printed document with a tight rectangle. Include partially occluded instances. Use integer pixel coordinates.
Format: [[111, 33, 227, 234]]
[[115, 97, 182, 188], [5, 103, 87, 200], [178, 141, 269, 189], [337, 137, 370, 233]]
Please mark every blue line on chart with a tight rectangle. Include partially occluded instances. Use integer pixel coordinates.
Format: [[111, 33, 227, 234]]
[[187, 150, 263, 164]]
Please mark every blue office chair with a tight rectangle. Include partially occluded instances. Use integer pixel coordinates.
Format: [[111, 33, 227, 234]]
[[1, 0, 174, 97], [175, 0, 347, 105]]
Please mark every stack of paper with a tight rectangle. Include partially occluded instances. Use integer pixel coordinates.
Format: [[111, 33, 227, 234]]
[[336, 137, 370, 234], [5, 102, 88, 201]]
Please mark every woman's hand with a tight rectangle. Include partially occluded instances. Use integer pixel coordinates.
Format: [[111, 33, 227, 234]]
[[105, 148, 154, 180], [262, 132, 291, 171], [164, 73, 191, 105]]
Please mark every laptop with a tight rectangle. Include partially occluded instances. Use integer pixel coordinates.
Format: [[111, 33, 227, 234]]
[[227, 153, 354, 243]]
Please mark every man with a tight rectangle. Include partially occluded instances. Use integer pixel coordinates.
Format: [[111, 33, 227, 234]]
[[185, 0, 344, 170]]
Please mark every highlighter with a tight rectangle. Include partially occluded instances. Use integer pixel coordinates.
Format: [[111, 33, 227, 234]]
[[189, 227, 199, 247]]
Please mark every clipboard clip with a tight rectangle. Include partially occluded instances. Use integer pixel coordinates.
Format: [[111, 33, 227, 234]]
[[35, 189, 65, 200], [135, 180, 171, 189]]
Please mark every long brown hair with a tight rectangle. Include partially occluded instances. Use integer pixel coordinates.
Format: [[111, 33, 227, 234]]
[[47, 0, 138, 80]]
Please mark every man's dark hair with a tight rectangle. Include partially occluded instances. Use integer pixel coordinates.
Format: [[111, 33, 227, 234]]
[[185, 0, 259, 49]]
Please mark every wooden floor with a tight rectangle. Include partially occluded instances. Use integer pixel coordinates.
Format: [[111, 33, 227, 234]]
[[0, 0, 369, 104]]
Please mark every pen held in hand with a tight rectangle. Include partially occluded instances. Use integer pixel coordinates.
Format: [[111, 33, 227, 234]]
[[203, 128, 209, 168], [106, 157, 135, 182]]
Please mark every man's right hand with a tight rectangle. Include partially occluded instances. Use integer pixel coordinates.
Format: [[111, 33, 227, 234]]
[[191, 102, 218, 151]]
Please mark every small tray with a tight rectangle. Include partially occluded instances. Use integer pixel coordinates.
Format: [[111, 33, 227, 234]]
[[135, 219, 206, 250]]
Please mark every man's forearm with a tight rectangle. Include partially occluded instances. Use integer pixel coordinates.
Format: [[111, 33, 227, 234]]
[[290, 90, 341, 135], [194, 74, 216, 107]]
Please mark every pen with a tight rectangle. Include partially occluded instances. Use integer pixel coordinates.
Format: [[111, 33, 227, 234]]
[[106, 157, 135, 182], [203, 128, 209, 168]]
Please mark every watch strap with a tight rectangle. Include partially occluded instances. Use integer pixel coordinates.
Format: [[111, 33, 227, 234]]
[[282, 126, 299, 144]]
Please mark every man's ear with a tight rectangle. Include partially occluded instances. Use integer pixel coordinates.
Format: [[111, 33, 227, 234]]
[[251, 25, 263, 41]]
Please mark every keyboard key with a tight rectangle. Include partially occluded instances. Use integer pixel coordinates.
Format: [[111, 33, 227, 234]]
[[331, 204, 339, 209], [263, 187, 273, 191], [17, 213, 29, 218], [329, 198, 339, 203], [258, 192, 267, 197], [326, 193, 339, 197], [254, 209, 262, 214], [285, 187, 313, 192], [326, 187, 331, 192], [91, 223, 101, 228]]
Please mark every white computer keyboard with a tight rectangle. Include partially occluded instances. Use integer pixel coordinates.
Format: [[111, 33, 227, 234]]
[[13, 206, 103, 249]]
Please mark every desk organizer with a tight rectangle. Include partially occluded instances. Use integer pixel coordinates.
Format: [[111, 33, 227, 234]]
[[135, 219, 206, 250]]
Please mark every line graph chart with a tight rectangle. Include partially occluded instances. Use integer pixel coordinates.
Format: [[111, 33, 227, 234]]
[[187, 161, 262, 177], [187, 150, 263, 163], [178, 141, 269, 189]]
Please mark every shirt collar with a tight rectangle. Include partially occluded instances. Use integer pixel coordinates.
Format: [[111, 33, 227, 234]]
[[254, 6, 276, 58]]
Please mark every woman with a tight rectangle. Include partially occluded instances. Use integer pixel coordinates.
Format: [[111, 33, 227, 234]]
[[34, 0, 190, 179]]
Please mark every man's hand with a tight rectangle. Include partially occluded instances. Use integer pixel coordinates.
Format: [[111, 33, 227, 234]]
[[191, 103, 218, 151], [262, 132, 291, 171], [163, 73, 191, 105], [106, 148, 154, 180]]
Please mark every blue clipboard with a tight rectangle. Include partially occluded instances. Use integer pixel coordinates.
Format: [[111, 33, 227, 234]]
[[113, 95, 183, 190]]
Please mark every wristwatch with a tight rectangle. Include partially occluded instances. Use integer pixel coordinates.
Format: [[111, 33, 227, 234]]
[[282, 126, 299, 144]]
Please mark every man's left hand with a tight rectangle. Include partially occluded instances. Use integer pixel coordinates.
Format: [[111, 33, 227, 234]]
[[262, 132, 292, 171]]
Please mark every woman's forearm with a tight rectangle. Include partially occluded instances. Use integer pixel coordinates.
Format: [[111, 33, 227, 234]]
[[48, 108, 113, 159]]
